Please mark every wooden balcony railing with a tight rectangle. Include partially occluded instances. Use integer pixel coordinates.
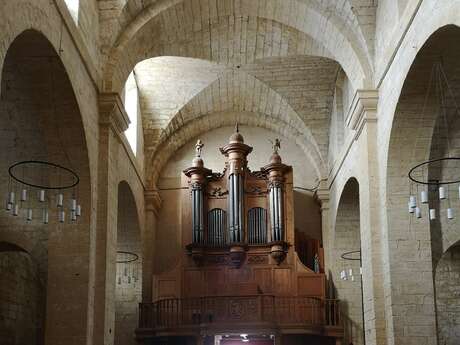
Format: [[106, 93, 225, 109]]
[[138, 296, 341, 332]]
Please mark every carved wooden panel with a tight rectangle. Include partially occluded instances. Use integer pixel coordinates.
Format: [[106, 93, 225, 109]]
[[157, 279, 178, 299], [205, 270, 226, 295], [273, 268, 291, 295], [247, 255, 269, 265], [297, 274, 325, 298], [183, 270, 204, 297], [253, 267, 273, 294], [227, 267, 251, 283]]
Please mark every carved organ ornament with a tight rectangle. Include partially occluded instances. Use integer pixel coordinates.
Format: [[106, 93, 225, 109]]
[[184, 126, 291, 267]]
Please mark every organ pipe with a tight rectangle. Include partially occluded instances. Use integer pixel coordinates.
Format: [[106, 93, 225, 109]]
[[183, 139, 212, 246], [228, 173, 244, 243], [191, 184, 204, 244], [269, 184, 284, 241], [248, 208, 267, 244]]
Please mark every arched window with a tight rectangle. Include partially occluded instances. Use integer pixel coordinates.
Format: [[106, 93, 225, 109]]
[[124, 71, 139, 155], [64, 0, 79, 23]]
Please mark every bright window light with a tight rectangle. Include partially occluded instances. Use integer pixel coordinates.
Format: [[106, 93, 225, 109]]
[[64, 0, 79, 23], [124, 71, 138, 155]]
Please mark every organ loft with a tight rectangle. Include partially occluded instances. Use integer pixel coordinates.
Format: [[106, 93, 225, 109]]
[[137, 127, 343, 345]]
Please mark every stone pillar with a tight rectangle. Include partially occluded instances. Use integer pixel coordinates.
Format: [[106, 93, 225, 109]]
[[143, 190, 162, 302], [347, 90, 387, 345], [92, 93, 130, 345]]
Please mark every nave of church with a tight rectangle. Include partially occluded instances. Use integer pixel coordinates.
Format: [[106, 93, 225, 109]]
[[1, 1, 460, 345]]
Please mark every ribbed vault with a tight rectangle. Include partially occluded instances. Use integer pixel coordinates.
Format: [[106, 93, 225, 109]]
[[102, 0, 372, 92], [148, 111, 323, 187], [136, 54, 338, 187]]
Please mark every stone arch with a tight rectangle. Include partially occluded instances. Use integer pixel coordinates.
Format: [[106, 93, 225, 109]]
[[0, 241, 46, 345], [114, 181, 142, 345], [115, 0, 372, 56], [102, 0, 372, 92], [385, 25, 460, 345], [145, 69, 327, 187], [398, 0, 410, 16], [328, 69, 348, 166], [434, 241, 460, 345], [0, 29, 92, 345], [332, 177, 363, 345], [148, 111, 323, 188], [0, 229, 47, 274]]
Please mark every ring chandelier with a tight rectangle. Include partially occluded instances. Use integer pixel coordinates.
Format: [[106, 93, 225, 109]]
[[5, 160, 81, 223], [407, 61, 460, 221]]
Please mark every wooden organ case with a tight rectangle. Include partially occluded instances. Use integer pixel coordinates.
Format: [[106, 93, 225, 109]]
[[141, 129, 343, 344]]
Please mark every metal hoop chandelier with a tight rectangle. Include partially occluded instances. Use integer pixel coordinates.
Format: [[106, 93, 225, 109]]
[[116, 251, 139, 285], [407, 61, 460, 222], [340, 250, 362, 261], [339, 250, 362, 281], [116, 250, 139, 263], [5, 160, 82, 224]]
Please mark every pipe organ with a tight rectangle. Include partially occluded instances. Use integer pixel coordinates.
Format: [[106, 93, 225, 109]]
[[143, 128, 341, 344], [154, 126, 326, 306]]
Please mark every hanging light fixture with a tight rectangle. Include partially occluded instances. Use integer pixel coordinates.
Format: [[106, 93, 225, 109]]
[[5, 161, 81, 224], [116, 251, 139, 286], [3, 58, 82, 225], [407, 61, 460, 221], [340, 249, 365, 344]]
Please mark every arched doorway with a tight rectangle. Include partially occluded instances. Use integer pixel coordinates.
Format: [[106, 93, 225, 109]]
[[333, 178, 363, 345], [115, 181, 142, 345], [0, 30, 91, 344]]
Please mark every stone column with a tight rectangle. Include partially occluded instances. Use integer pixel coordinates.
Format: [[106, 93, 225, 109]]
[[92, 93, 130, 345], [347, 89, 387, 345], [143, 190, 162, 302]]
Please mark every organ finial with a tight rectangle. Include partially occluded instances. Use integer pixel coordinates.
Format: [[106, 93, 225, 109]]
[[195, 139, 204, 157]]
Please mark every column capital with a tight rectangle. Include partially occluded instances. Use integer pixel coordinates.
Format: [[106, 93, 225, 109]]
[[345, 89, 378, 140], [145, 189, 162, 216], [99, 93, 130, 135], [314, 181, 330, 211]]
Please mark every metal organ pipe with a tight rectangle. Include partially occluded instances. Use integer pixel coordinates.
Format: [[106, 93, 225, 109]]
[[228, 173, 244, 243], [269, 185, 284, 242], [191, 185, 204, 244], [277, 187, 284, 241]]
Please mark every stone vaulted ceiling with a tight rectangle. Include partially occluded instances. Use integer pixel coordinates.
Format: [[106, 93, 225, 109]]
[[97, 0, 377, 187]]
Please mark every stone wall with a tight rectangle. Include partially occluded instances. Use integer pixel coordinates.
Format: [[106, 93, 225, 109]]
[[435, 245, 460, 345], [115, 182, 142, 345], [332, 178, 363, 345], [0, 250, 45, 345]]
